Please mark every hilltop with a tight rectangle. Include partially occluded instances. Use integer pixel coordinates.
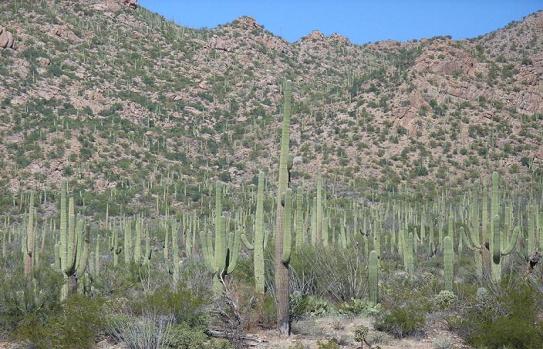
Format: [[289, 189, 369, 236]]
[[0, 0, 542, 195]]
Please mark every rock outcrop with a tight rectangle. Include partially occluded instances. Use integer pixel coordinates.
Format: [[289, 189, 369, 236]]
[[0, 26, 15, 49], [123, 0, 137, 9]]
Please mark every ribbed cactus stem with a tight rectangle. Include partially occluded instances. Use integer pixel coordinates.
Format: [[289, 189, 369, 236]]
[[295, 191, 304, 249], [143, 226, 151, 265], [310, 197, 317, 246], [368, 250, 379, 305], [254, 171, 265, 294], [23, 192, 36, 276], [200, 182, 242, 295], [58, 186, 91, 301], [171, 220, 180, 283], [316, 175, 323, 244], [124, 219, 132, 264], [274, 79, 292, 336], [95, 235, 100, 274], [282, 189, 292, 264], [134, 217, 142, 264], [444, 236, 454, 291]]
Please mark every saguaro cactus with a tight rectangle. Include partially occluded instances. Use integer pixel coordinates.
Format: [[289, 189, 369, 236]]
[[368, 250, 379, 305], [316, 175, 323, 245], [275, 79, 292, 336], [57, 186, 90, 301], [241, 171, 266, 295], [461, 172, 520, 283], [295, 191, 304, 249], [23, 192, 36, 276], [200, 182, 242, 294], [444, 236, 454, 291]]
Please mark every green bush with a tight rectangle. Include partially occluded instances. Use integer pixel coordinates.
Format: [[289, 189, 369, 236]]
[[0, 266, 63, 335], [13, 295, 105, 349], [458, 281, 543, 349], [432, 290, 457, 310], [290, 292, 335, 320], [338, 298, 381, 316], [316, 339, 340, 349], [167, 323, 232, 349], [374, 304, 426, 338], [130, 284, 209, 327]]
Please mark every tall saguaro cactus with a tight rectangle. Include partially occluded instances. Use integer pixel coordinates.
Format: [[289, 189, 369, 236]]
[[23, 192, 36, 276], [200, 182, 242, 295], [444, 236, 454, 291], [241, 171, 266, 294], [368, 250, 379, 305], [57, 185, 90, 301], [461, 172, 520, 283], [275, 79, 292, 336]]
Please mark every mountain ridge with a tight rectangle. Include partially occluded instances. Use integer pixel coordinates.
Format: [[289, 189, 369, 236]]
[[0, 0, 541, 195]]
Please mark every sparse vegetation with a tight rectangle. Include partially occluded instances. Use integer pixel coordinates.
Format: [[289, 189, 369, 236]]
[[0, 1, 542, 349]]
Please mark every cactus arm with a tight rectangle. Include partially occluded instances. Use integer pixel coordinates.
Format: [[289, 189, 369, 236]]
[[458, 223, 481, 251], [501, 225, 521, 256], [241, 233, 254, 250], [76, 225, 90, 275], [198, 221, 215, 272], [226, 227, 241, 274]]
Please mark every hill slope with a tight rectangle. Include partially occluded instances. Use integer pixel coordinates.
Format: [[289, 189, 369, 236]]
[[0, 1, 542, 194]]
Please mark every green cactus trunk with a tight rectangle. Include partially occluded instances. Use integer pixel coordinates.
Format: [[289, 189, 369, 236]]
[[254, 171, 265, 294], [368, 250, 379, 305], [23, 192, 36, 276], [57, 185, 90, 301], [444, 236, 454, 292], [274, 79, 292, 336]]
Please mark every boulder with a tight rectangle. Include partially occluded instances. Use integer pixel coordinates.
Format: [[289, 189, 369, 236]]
[[0, 26, 15, 49], [123, 0, 137, 9]]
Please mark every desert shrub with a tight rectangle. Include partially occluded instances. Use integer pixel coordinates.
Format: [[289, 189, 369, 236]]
[[432, 336, 453, 349], [379, 271, 437, 313], [354, 324, 369, 343], [457, 281, 543, 349], [167, 323, 233, 349], [290, 292, 335, 320], [107, 313, 173, 349], [130, 284, 209, 326], [288, 343, 306, 349], [432, 290, 457, 310], [338, 298, 381, 316], [290, 244, 368, 301], [316, 339, 341, 349], [0, 266, 63, 334], [13, 295, 105, 349], [374, 304, 426, 338]]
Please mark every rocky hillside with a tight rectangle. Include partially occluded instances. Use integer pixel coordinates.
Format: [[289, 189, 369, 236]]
[[0, 0, 541, 194]]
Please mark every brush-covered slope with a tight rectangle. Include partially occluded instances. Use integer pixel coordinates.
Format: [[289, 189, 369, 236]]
[[0, 0, 542, 194]]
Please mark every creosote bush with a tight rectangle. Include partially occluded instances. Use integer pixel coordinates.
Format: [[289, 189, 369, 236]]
[[457, 280, 543, 349], [13, 295, 105, 349]]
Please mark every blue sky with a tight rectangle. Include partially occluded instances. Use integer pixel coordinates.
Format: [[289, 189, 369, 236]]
[[139, 1, 542, 44]]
